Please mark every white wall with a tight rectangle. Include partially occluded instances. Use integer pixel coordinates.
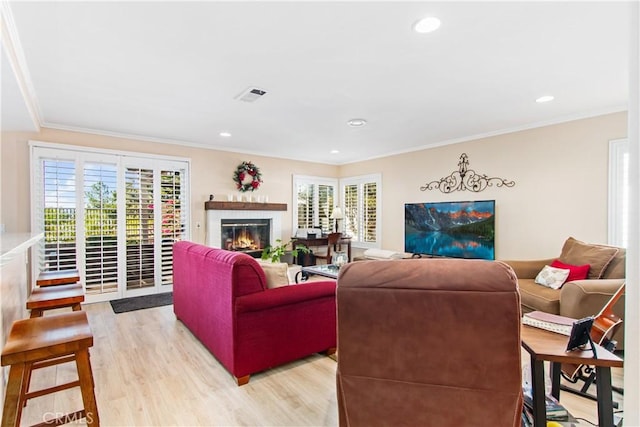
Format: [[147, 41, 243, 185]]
[[1, 112, 627, 260], [0, 127, 338, 244], [339, 112, 627, 259]]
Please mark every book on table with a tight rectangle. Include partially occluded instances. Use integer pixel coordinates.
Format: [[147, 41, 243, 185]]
[[522, 311, 575, 336]]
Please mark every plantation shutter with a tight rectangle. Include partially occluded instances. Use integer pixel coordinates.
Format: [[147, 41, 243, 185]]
[[31, 143, 190, 301], [83, 162, 118, 294], [340, 174, 381, 247], [160, 169, 187, 286], [318, 184, 334, 234], [296, 183, 315, 229], [38, 159, 78, 272], [292, 176, 339, 234], [125, 167, 156, 290], [343, 184, 359, 241], [363, 182, 377, 243]]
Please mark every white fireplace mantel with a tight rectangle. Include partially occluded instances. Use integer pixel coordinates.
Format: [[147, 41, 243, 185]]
[[205, 202, 286, 249]]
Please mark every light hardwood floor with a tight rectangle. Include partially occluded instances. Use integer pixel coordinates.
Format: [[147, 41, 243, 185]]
[[16, 302, 623, 426]]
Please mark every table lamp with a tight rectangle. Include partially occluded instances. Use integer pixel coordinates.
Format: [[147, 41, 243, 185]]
[[330, 207, 344, 232]]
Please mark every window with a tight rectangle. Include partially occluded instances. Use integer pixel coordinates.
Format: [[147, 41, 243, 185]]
[[608, 139, 629, 247], [340, 174, 381, 248], [31, 142, 190, 302], [292, 175, 338, 234]]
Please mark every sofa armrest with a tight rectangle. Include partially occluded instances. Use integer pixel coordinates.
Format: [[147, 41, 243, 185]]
[[559, 279, 625, 319], [235, 280, 337, 313], [501, 259, 555, 279], [560, 278, 626, 348]]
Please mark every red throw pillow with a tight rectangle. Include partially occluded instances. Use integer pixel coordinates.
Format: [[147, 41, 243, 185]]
[[550, 259, 590, 282]]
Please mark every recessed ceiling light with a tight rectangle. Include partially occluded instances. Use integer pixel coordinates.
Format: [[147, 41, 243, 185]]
[[413, 17, 441, 34], [347, 118, 367, 127], [219, 131, 232, 137], [535, 95, 555, 103], [330, 150, 340, 154]]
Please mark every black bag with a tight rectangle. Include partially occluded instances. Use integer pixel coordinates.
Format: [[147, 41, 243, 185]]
[[297, 251, 316, 267]]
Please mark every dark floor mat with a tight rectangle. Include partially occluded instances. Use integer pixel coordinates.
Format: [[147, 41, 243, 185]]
[[109, 292, 173, 314]]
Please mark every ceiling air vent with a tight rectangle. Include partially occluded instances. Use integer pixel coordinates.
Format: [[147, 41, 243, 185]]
[[235, 87, 268, 103]]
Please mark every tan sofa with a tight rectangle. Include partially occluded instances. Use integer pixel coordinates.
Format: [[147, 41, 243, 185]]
[[336, 258, 523, 426], [502, 237, 625, 348]]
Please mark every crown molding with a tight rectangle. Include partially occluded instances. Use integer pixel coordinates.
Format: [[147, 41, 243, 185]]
[[1, 1, 42, 130], [40, 123, 344, 165], [336, 106, 629, 165]]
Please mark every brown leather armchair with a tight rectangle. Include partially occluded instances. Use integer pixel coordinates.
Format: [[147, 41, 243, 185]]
[[336, 258, 523, 427]]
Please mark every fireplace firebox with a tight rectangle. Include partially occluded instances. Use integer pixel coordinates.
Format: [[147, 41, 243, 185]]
[[221, 219, 271, 254]]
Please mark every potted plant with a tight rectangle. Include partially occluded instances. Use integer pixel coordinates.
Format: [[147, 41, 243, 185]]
[[261, 239, 310, 264]]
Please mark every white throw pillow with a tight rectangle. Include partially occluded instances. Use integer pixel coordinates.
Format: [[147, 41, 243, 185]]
[[363, 248, 412, 260], [257, 260, 290, 289], [534, 265, 571, 290]]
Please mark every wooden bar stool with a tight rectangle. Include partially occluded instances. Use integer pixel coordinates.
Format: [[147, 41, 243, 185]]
[[1, 311, 99, 427], [26, 283, 85, 318], [36, 269, 80, 287]]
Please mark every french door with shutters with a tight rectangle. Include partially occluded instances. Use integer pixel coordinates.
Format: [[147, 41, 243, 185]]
[[122, 159, 188, 297], [31, 143, 190, 303]]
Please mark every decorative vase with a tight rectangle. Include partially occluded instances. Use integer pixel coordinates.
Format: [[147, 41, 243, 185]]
[[332, 251, 348, 268]]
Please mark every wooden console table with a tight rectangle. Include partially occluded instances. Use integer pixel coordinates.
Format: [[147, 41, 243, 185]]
[[293, 236, 351, 265], [521, 325, 623, 427]]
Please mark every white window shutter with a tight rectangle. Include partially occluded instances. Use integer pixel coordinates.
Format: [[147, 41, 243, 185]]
[[125, 167, 156, 290], [31, 143, 190, 301], [83, 162, 118, 294]]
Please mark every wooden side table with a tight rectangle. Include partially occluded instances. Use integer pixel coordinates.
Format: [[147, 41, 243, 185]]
[[521, 325, 623, 427]]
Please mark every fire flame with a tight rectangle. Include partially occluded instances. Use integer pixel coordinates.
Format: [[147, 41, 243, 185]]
[[232, 228, 260, 250]]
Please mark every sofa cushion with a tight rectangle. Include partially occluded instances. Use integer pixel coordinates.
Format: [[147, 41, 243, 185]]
[[550, 259, 590, 282], [534, 265, 570, 289], [257, 260, 290, 289], [559, 237, 619, 279], [518, 278, 560, 314]]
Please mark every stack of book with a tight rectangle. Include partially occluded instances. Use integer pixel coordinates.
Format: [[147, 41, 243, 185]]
[[522, 387, 570, 425]]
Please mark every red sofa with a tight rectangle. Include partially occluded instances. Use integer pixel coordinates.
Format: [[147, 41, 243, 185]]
[[172, 241, 337, 385]]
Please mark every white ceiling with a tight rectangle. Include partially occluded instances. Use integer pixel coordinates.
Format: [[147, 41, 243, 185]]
[[1, 1, 631, 164]]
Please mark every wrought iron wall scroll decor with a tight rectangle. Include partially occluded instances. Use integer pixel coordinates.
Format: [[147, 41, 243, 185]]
[[420, 153, 515, 193]]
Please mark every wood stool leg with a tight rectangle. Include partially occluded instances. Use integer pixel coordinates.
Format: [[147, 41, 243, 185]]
[[2, 362, 26, 427], [20, 362, 33, 408], [75, 349, 99, 426], [29, 308, 43, 318], [72, 303, 82, 311]]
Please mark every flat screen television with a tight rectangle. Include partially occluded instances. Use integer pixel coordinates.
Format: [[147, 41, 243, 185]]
[[404, 200, 495, 260]]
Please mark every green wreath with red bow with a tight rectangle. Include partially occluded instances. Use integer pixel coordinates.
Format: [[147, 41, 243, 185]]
[[233, 161, 262, 192]]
